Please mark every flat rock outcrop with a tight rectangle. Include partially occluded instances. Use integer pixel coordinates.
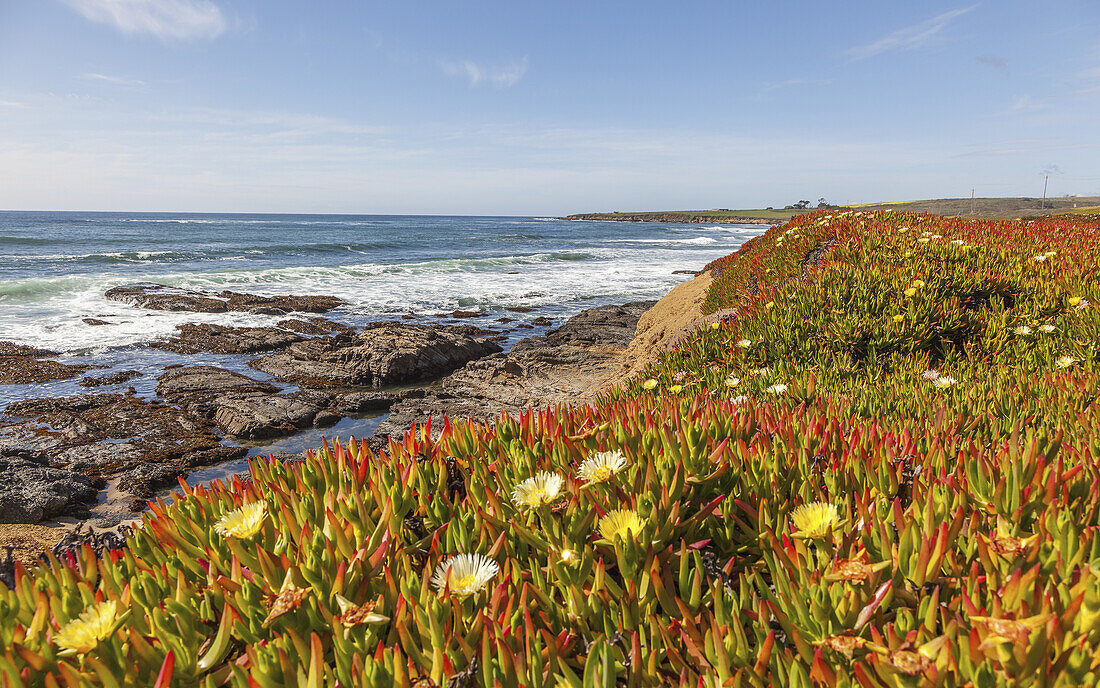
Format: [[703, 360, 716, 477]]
[[250, 321, 503, 388], [151, 323, 305, 355], [0, 340, 91, 385], [79, 370, 142, 388], [1, 393, 245, 499], [277, 317, 356, 336], [375, 302, 654, 439], [0, 449, 97, 523], [104, 283, 345, 314]]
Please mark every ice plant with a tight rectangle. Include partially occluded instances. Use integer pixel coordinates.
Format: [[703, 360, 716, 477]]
[[576, 450, 628, 484], [790, 502, 840, 539], [512, 471, 565, 508], [1039, 324, 1056, 333], [1014, 325, 1033, 336], [724, 376, 740, 387], [598, 509, 645, 542], [765, 383, 788, 394], [642, 378, 658, 390], [430, 554, 499, 598], [736, 339, 753, 348], [1056, 355, 1078, 369], [54, 601, 119, 655], [214, 501, 268, 539], [932, 375, 958, 389]]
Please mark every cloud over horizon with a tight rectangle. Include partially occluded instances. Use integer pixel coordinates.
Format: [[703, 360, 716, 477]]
[[847, 6, 976, 61], [61, 0, 227, 41]]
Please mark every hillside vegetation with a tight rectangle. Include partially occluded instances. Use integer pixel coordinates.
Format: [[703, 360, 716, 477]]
[[1, 210, 1099, 687]]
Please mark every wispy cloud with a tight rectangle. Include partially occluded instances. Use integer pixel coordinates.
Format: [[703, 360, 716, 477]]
[[1009, 95, 1048, 113], [82, 73, 146, 87], [441, 57, 528, 88], [976, 54, 1006, 70], [61, 0, 226, 41], [847, 6, 976, 61]]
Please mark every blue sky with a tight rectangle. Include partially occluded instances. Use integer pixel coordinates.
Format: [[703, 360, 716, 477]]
[[0, 0, 1098, 214]]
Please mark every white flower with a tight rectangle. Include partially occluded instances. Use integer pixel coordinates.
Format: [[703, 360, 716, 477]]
[[932, 376, 957, 390], [512, 472, 565, 508], [750, 367, 772, 377], [931, 234, 942, 240], [576, 450, 628, 484], [921, 231, 933, 237], [1033, 255, 1047, 263], [431, 554, 499, 597], [765, 383, 788, 394], [1014, 326, 1033, 336], [736, 339, 753, 348], [1039, 324, 1056, 333], [950, 239, 966, 246], [1076, 299, 1090, 311], [1056, 355, 1078, 369], [730, 395, 748, 404], [922, 369, 941, 381], [724, 376, 740, 388]]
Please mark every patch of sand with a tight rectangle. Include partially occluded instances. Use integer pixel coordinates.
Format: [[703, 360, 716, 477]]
[[0, 523, 74, 565]]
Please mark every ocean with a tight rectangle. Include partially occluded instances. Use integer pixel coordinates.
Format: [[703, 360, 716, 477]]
[[0, 212, 765, 455]]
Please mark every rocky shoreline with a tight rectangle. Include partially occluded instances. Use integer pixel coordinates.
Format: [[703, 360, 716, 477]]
[[0, 275, 715, 563], [562, 211, 782, 224]]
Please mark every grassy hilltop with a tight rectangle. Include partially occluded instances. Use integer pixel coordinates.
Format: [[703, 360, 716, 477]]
[[2, 210, 1099, 687], [564, 196, 1100, 224]]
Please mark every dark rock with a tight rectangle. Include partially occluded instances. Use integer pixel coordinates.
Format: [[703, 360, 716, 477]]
[[375, 302, 653, 441], [150, 323, 304, 355], [277, 317, 355, 336], [506, 306, 533, 313], [118, 463, 181, 498], [250, 321, 502, 388], [313, 410, 341, 427], [672, 270, 699, 275], [496, 317, 515, 323], [105, 283, 345, 314], [83, 318, 110, 326], [0, 341, 58, 357], [156, 366, 280, 415], [212, 395, 319, 440], [0, 341, 90, 385], [0, 456, 97, 523], [79, 370, 142, 388], [248, 307, 287, 316], [530, 317, 553, 326], [334, 391, 399, 414], [2, 393, 246, 495], [447, 310, 487, 318]]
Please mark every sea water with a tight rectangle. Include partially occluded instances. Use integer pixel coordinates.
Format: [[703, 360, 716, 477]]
[[0, 212, 766, 451]]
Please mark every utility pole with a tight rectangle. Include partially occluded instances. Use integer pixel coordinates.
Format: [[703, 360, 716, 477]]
[[1042, 175, 1049, 210]]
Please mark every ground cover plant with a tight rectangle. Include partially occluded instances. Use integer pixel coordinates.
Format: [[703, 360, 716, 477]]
[[1, 210, 1098, 687]]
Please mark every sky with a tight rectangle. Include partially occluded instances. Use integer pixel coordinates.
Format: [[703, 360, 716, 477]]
[[0, 0, 1098, 214]]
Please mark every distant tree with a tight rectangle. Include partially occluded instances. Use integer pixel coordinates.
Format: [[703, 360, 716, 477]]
[[795, 200, 811, 209], [817, 197, 830, 208]]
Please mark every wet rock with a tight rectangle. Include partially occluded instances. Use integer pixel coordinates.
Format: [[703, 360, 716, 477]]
[[2, 394, 246, 496], [313, 410, 341, 427], [248, 306, 288, 316], [212, 395, 319, 440], [530, 317, 553, 327], [156, 366, 280, 416], [506, 306, 533, 313], [333, 391, 399, 414], [105, 283, 345, 314], [672, 270, 699, 275], [0, 454, 96, 523], [0, 340, 91, 385], [376, 302, 654, 440], [83, 318, 110, 326], [277, 317, 356, 336], [250, 321, 503, 388], [79, 370, 142, 388], [446, 310, 488, 318], [150, 323, 305, 355]]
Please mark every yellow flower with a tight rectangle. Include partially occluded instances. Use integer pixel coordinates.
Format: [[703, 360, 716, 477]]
[[892, 314, 904, 322], [598, 509, 645, 542], [765, 301, 775, 309], [430, 554, 499, 597], [512, 471, 565, 508], [918, 238, 930, 244], [904, 288, 917, 297], [214, 501, 268, 539], [54, 601, 119, 655], [710, 321, 720, 330], [911, 279, 925, 288], [725, 376, 740, 387], [790, 502, 840, 539], [642, 378, 658, 390], [1068, 296, 1082, 307], [669, 384, 683, 394], [577, 450, 628, 484]]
